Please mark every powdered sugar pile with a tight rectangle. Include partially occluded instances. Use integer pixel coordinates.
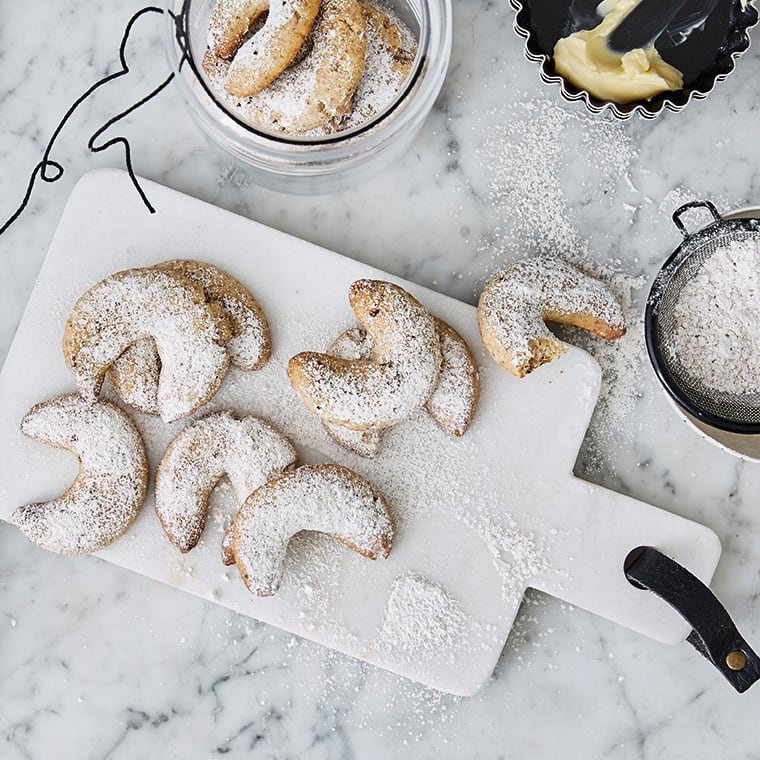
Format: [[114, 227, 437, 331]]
[[373, 573, 492, 664], [461, 512, 549, 607], [669, 237, 760, 395]]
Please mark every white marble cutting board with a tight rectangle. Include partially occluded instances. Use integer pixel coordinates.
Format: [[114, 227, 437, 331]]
[[0, 169, 721, 695]]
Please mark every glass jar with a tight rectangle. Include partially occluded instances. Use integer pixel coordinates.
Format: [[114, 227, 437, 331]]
[[163, 0, 452, 192]]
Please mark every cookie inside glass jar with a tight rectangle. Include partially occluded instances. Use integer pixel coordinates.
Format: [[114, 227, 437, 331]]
[[202, 0, 418, 136]]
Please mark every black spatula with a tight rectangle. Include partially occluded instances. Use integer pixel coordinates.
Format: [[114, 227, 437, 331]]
[[606, 0, 688, 53]]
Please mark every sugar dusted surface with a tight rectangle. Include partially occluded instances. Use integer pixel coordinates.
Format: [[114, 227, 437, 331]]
[[3, 0, 759, 746], [373, 573, 497, 666], [0, 171, 721, 707]]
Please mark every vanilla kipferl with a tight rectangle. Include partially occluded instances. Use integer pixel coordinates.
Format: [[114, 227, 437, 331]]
[[288, 279, 442, 430], [478, 256, 626, 378], [63, 267, 232, 423], [14, 394, 148, 555], [232, 463, 393, 596], [202, 0, 418, 136], [155, 411, 297, 554], [225, 0, 321, 96], [321, 315, 480, 456], [108, 259, 270, 415]]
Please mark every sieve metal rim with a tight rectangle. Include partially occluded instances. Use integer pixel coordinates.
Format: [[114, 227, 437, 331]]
[[644, 200, 760, 435]]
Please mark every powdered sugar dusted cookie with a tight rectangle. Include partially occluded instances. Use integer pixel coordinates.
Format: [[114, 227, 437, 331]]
[[288, 279, 441, 431], [351, 0, 415, 123], [226, 0, 321, 97], [205, 0, 269, 60], [321, 315, 478, 454], [108, 260, 271, 415], [426, 318, 480, 437], [156, 260, 270, 371], [13, 394, 148, 555], [323, 327, 383, 457], [155, 411, 298, 553], [63, 267, 232, 423], [233, 464, 393, 596], [478, 257, 626, 378], [239, 0, 368, 134], [107, 339, 161, 417]]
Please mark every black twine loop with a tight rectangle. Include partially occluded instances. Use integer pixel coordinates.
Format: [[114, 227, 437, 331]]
[[0, 5, 176, 238]]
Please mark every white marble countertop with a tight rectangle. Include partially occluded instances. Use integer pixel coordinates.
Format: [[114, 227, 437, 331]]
[[1, 1, 760, 758]]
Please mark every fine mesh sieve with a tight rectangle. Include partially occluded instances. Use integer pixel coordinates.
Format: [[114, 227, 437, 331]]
[[645, 200, 760, 434]]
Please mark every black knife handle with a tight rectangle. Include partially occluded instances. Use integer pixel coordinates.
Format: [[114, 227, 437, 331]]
[[624, 546, 760, 693]]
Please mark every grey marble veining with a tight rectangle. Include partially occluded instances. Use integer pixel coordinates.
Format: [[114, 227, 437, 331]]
[[1, 0, 760, 757]]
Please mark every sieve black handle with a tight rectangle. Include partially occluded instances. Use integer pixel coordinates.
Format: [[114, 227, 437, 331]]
[[625, 546, 760, 693], [672, 200, 723, 239]]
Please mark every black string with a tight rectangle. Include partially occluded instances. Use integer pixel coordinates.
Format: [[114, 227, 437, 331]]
[[0, 6, 175, 237]]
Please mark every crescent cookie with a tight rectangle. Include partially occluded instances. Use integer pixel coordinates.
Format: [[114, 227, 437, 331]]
[[288, 279, 442, 431], [109, 260, 271, 415], [63, 268, 232, 423], [13, 394, 148, 555], [226, 0, 321, 97], [352, 0, 416, 122], [242, 0, 368, 134], [232, 464, 394, 596], [322, 328, 383, 457], [323, 318, 479, 454], [205, 0, 269, 60], [155, 411, 298, 553], [426, 318, 480, 437], [478, 257, 627, 378]]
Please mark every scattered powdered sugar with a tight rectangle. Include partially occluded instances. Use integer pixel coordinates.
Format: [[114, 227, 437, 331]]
[[475, 100, 637, 261], [14, 394, 148, 554], [669, 238, 760, 395], [474, 99, 646, 471], [372, 573, 493, 665], [461, 512, 550, 608]]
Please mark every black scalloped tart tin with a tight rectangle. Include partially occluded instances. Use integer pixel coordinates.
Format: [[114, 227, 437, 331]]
[[510, 0, 758, 119]]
